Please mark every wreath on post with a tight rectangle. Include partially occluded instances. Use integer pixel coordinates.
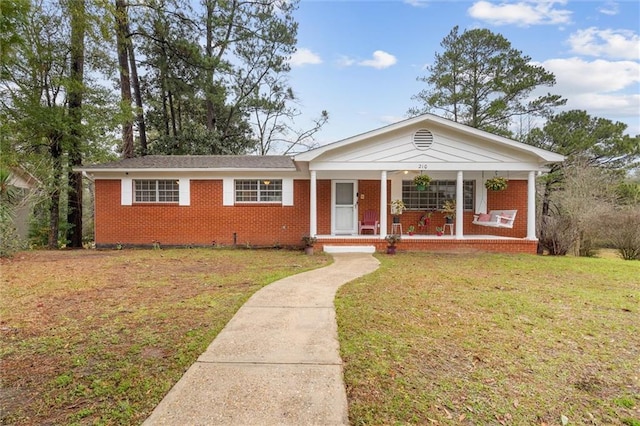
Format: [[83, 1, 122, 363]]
[[485, 176, 508, 191]]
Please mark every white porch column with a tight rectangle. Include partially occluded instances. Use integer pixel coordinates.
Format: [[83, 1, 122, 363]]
[[455, 171, 464, 239], [310, 170, 317, 236], [379, 170, 388, 238], [527, 170, 537, 240]]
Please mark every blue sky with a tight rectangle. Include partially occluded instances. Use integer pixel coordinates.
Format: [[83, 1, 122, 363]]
[[286, 0, 640, 145]]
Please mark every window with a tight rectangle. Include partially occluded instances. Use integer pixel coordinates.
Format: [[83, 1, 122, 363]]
[[134, 180, 179, 203], [402, 180, 475, 211], [235, 179, 282, 203]]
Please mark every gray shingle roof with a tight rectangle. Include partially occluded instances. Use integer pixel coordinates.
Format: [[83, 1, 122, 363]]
[[80, 155, 297, 170]]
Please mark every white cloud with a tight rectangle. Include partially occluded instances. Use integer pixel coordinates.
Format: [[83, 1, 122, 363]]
[[468, 0, 572, 26], [358, 50, 398, 69], [289, 48, 322, 67], [541, 57, 639, 92], [598, 1, 619, 16], [337, 55, 356, 67], [568, 27, 640, 60], [537, 57, 640, 125], [403, 0, 430, 7]]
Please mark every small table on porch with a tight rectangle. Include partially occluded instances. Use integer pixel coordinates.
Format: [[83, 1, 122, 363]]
[[391, 223, 403, 235], [443, 223, 454, 235]]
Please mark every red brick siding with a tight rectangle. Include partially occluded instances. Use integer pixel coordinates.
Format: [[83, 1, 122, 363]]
[[95, 179, 310, 246], [316, 180, 332, 235], [94, 178, 531, 251]]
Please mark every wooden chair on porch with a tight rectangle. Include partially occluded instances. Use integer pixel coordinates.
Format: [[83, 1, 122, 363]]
[[358, 210, 379, 235]]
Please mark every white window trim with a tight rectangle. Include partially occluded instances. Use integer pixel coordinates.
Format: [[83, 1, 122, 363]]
[[121, 178, 190, 206], [223, 177, 293, 206], [178, 178, 190, 206], [121, 178, 132, 206]]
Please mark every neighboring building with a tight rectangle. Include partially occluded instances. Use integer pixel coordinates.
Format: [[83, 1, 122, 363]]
[[78, 114, 564, 254], [6, 166, 40, 240]]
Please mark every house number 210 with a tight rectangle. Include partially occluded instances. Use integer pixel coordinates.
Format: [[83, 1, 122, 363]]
[[417, 164, 428, 169]]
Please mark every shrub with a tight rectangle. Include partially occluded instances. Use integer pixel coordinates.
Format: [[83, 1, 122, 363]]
[[607, 208, 640, 260]]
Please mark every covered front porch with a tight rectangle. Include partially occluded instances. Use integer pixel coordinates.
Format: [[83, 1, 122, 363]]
[[304, 170, 539, 254], [293, 114, 563, 255]]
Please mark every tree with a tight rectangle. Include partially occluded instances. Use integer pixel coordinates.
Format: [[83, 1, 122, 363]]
[[1, 0, 117, 249], [248, 75, 328, 155], [409, 26, 565, 136], [66, 0, 86, 248], [114, 0, 135, 158], [135, 0, 309, 155], [526, 110, 640, 254], [0, 0, 30, 61]]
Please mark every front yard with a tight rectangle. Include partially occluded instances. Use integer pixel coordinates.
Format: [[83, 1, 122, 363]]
[[0, 249, 328, 425], [1, 249, 638, 425], [336, 252, 640, 425]]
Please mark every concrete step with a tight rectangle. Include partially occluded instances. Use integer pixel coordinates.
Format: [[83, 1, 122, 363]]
[[322, 245, 376, 254]]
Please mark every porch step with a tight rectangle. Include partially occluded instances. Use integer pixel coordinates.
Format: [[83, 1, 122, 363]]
[[323, 245, 376, 254]]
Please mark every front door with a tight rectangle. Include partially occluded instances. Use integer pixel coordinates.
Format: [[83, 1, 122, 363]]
[[333, 181, 357, 235]]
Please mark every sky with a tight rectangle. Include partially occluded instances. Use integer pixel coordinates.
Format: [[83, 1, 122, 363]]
[[285, 0, 640, 146]]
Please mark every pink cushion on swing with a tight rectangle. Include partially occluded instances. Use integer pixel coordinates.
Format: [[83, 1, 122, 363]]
[[478, 214, 491, 222], [500, 215, 512, 224]]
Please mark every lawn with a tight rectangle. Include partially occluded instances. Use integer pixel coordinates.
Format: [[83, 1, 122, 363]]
[[0, 249, 329, 425], [336, 252, 640, 425]]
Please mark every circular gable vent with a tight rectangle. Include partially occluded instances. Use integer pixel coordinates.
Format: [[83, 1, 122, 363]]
[[413, 129, 433, 150]]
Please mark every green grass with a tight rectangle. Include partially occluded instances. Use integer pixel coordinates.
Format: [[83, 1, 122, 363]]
[[336, 252, 640, 425], [0, 248, 330, 425]]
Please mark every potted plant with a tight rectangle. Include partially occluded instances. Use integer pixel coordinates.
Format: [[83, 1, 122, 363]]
[[407, 225, 415, 236], [435, 226, 444, 236], [301, 235, 317, 255], [385, 234, 401, 254], [390, 199, 406, 223], [413, 174, 431, 191], [440, 199, 456, 223], [418, 212, 432, 233], [485, 176, 508, 191]]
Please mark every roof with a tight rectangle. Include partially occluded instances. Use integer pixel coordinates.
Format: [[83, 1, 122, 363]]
[[294, 113, 565, 163], [78, 155, 297, 172]]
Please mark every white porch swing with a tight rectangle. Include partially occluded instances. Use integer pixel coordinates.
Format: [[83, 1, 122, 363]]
[[472, 210, 518, 228], [472, 172, 517, 229]]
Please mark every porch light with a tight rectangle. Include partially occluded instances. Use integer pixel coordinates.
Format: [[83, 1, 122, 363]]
[[403, 170, 409, 174]]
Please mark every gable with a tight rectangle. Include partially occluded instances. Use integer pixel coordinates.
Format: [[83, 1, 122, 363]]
[[295, 114, 564, 171]]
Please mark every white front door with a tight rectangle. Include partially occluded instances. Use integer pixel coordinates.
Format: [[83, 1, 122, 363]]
[[333, 181, 358, 235]]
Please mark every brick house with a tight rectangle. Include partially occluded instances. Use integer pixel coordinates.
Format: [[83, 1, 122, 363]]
[[78, 114, 563, 254]]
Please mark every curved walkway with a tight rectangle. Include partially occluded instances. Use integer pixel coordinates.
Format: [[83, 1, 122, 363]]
[[143, 253, 380, 426]]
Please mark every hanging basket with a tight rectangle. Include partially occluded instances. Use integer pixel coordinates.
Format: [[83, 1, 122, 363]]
[[413, 174, 431, 190], [485, 176, 508, 191]]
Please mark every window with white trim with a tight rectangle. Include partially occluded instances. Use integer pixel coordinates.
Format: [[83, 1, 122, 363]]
[[235, 179, 282, 203], [134, 179, 179, 203], [402, 180, 475, 210]]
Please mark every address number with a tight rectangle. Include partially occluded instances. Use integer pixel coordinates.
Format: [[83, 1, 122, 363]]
[[417, 164, 428, 169]]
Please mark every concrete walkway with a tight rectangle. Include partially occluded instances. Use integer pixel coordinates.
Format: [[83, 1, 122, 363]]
[[143, 253, 380, 426]]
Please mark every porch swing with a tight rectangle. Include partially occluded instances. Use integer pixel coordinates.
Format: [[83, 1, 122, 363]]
[[472, 172, 517, 229]]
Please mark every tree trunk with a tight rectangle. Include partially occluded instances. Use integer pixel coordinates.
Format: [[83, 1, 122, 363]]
[[127, 31, 147, 155], [115, 0, 134, 158], [49, 133, 63, 249], [66, 0, 85, 248], [537, 181, 551, 255]]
